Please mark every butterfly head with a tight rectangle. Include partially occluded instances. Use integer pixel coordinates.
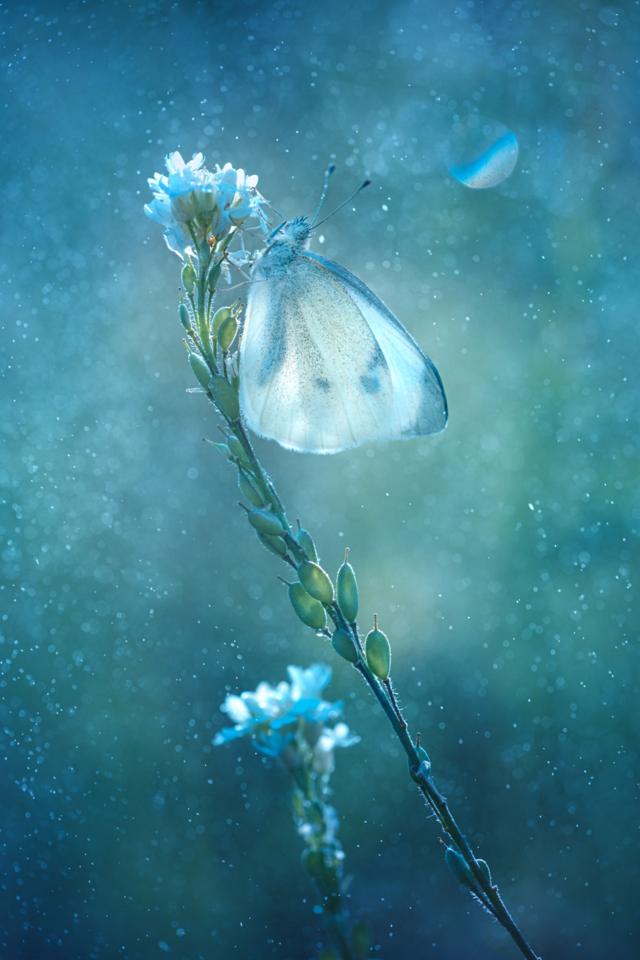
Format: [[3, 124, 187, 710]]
[[257, 217, 312, 276], [268, 216, 312, 248]]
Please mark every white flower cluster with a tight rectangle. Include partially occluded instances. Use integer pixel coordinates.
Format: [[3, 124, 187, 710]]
[[144, 151, 264, 258], [214, 664, 358, 775]]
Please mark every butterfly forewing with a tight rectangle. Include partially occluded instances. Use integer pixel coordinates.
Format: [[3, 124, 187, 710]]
[[307, 252, 448, 438], [239, 247, 447, 454]]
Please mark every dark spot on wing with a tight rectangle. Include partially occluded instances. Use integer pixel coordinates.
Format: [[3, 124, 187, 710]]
[[360, 373, 381, 394], [368, 346, 387, 372], [315, 377, 331, 393]]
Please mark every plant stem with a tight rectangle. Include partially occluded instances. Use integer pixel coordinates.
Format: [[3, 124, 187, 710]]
[[232, 427, 541, 960], [186, 278, 540, 960], [326, 912, 355, 960]]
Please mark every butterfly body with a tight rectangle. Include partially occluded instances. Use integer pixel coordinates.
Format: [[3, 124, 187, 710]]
[[239, 218, 448, 454]]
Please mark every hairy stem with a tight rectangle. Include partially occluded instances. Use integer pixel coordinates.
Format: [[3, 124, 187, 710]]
[[186, 282, 540, 960], [232, 425, 540, 960]]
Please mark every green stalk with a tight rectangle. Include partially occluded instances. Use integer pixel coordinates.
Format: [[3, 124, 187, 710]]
[[180, 258, 541, 960]]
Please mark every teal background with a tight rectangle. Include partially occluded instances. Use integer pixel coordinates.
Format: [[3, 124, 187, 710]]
[[1, 0, 639, 957]]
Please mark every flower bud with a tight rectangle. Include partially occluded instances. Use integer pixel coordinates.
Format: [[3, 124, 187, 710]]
[[181, 262, 196, 293], [337, 550, 358, 623], [218, 313, 239, 352], [188, 352, 212, 391], [209, 375, 240, 421], [179, 303, 192, 330], [299, 560, 334, 604], [247, 508, 284, 538], [331, 628, 358, 664], [258, 533, 288, 559], [365, 618, 391, 680], [289, 582, 326, 630], [238, 469, 264, 508], [212, 306, 232, 338], [295, 526, 318, 562]]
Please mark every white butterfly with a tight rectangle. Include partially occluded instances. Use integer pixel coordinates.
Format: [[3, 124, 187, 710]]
[[239, 178, 448, 455]]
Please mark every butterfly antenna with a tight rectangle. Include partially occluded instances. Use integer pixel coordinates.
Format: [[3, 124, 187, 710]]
[[310, 163, 337, 226], [311, 178, 372, 231]]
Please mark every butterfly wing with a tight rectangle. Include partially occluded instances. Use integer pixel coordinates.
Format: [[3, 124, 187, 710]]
[[239, 249, 447, 454]]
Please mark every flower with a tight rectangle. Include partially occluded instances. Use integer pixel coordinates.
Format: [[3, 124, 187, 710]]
[[312, 721, 360, 776], [214, 663, 359, 768], [144, 152, 264, 258]]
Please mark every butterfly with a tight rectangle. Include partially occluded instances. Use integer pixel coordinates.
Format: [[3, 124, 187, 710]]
[[239, 170, 448, 454]]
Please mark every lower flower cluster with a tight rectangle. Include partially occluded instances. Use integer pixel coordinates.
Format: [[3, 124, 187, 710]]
[[215, 664, 364, 957], [214, 663, 358, 769]]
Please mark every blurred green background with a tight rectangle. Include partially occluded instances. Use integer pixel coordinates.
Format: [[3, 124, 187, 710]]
[[1, 0, 638, 957]]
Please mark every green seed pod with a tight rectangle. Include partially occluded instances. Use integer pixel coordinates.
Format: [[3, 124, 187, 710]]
[[295, 526, 318, 562], [181, 262, 196, 293], [289, 582, 326, 630], [238, 469, 264, 508], [209, 375, 240, 421], [227, 435, 251, 468], [445, 847, 474, 888], [179, 302, 192, 331], [331, 628, 358, 664], [336, 549, 358, 622], [218, 312, 239, 352], [258, 533, 288, 559], [212, 305, 232, 338], [247, 508, 284, 538], [299, 560, 334, 604], [365, 617, 391, 680], [188, 352, 212, 391]]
